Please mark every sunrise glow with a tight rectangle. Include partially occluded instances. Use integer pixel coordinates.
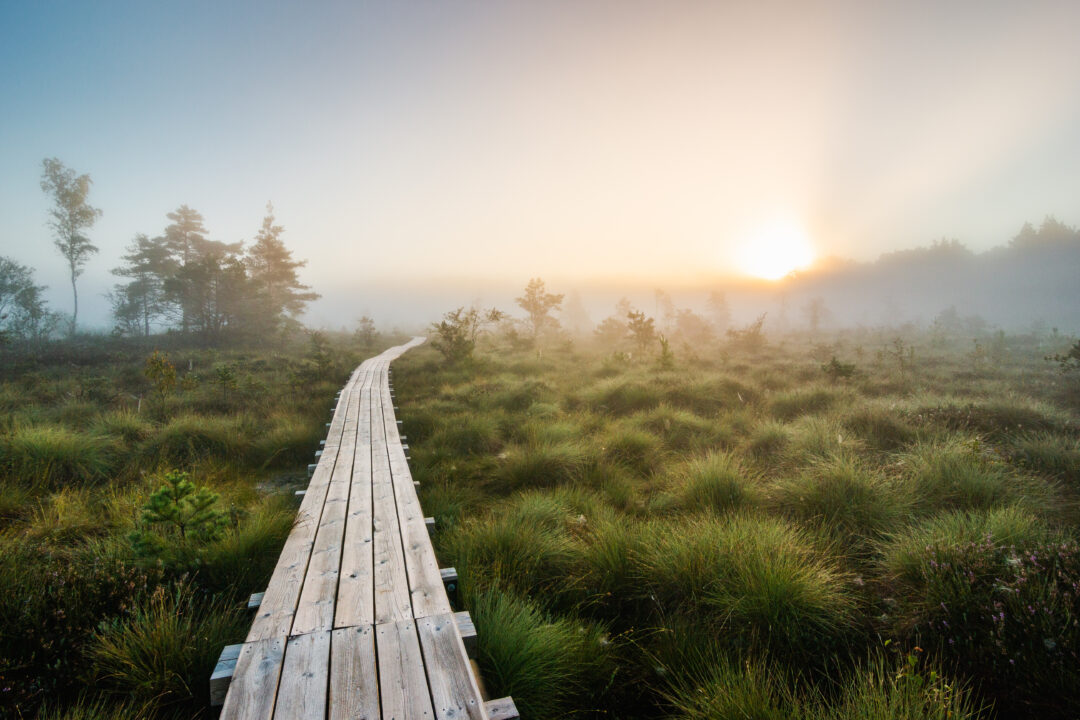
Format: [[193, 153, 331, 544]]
[[735, 218, 816, 280]]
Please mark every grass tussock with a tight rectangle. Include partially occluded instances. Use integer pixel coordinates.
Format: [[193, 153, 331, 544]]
[[0, 424, 119, 488], [470, 589, 612, 718], [88, 583, 247, 711], [670, 451, 762, 514]]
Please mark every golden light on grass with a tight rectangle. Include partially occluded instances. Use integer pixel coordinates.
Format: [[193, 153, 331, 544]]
[[735, 217, 816, 280]]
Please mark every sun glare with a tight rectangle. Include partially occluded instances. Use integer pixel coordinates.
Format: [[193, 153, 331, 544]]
[[736, 218, 815, 280]]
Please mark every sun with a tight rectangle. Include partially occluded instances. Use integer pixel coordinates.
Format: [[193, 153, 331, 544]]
[[735, 218, 815, 280]]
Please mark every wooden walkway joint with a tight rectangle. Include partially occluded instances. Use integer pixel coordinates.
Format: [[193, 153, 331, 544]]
[[214, 339, 517, 719]]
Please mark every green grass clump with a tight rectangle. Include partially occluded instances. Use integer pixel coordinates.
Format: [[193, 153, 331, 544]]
[[88, 583, 246, 711], [878, 505, 1057, 590], [636, 514, 853, 659], [494, 440, 589, 492], [772, 456, 909, 550], [842, 405, 918, 452], [903, 439, 1055, 513], [249, 413, 325, 468], [91, 410, 154, 445], [672, 451, 762, 514], [663, 655, 794, 720], [602, 425, 664, 477], [0, 425, 119, 487], [1007, 431, 1080, 480], [579, 377, 662, 415], [470, 590, 612, 718], [631, 405, 731, 451], [37, 696, 143, 720], [746, 420, 791, 465], [769, 387, 840, 420], [140, 413, 251, 466], [443, 493, 582, 602], [428, 414, 503, 456], [663, 651, 982, 720], [198, 497, 295, 598]]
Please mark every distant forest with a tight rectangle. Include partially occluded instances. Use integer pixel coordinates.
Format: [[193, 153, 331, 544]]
[[1, 158, 318, 349], [772, 217, 1080, 332]]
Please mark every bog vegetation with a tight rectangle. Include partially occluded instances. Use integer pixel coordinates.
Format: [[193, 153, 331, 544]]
[[0, 327, 391, 719], [394, 286, 1080, 720]]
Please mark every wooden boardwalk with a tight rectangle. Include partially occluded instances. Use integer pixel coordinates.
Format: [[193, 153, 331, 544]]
[[216, 339, 515, 720]]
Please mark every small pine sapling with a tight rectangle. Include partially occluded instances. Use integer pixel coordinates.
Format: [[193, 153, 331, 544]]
[[821, 355, 856, 382], [144, 350, 176, 403], [1047, 339, 1080, 373], [131, 470, 227, 562]]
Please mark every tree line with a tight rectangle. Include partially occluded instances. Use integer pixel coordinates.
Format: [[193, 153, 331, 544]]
[[0, 158, 319, 348]]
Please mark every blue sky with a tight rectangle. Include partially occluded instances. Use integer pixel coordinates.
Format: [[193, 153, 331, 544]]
[[3, 1, 1080, 327]]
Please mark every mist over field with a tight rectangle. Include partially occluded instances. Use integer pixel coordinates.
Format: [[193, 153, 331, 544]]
[[3, 3, 1080, 720]]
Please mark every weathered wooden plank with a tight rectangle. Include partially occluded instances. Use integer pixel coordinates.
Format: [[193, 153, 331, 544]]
[[417, 613, 488, 720], [372, 386, 414, 624], [329, 625, 380, 720], [273, 631, 331, 720], [336, 379, 376, 628], [291, 383, 360, 635], [377, 619, 435, 720], [379, 377, 453, 620], [246, 478, 332, 641], [218, 638, 285, 720]]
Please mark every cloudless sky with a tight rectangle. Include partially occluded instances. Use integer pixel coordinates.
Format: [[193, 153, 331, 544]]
[[2, 0, 1080, 327]]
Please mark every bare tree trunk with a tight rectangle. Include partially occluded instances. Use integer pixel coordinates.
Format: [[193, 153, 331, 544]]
[[70, 264, 78, 335]]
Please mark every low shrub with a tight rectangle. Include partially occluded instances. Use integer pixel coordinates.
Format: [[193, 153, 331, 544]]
[[880, 512, 1079, 716]]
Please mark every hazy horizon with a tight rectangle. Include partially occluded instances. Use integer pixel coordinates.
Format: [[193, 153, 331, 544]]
[[3, 1, 1080, 331]]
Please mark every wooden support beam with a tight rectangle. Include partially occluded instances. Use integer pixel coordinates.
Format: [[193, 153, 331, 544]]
[[486, 697, 520, 720], [440, 567, 458, 591], [247, 592, 264, 610], [454, 610, 477, 658], [424, 516, 435, 528], [307, 463, 317, 477], [294, 490, 306, 498], [210, 643, 243, 707]]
